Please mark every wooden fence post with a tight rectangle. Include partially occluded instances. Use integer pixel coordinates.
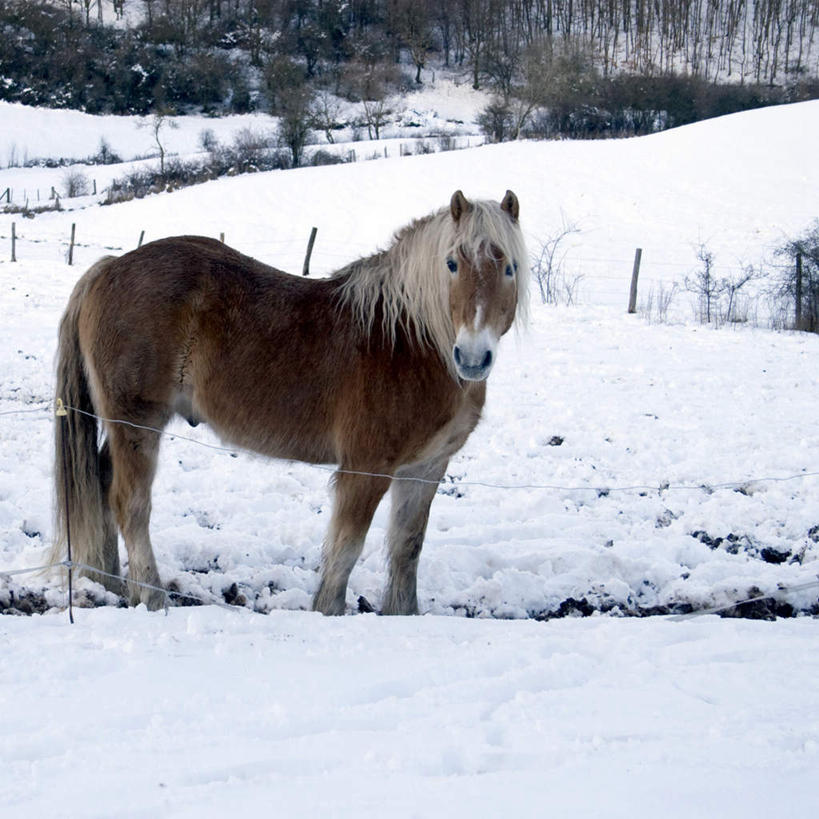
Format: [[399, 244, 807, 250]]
[[220, 232, 225, 243], [68, 223, 76, 266], [11, 222, 16, 262], [795, 252, 803, 330], [302, 226, 318, 276], [138, 230, 145, 248], [627, 247, 642, 314]]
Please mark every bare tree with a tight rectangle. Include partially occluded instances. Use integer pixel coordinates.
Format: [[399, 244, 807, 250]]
[[310, 91, 344, 144], [62, 168, 91, 198], [531, 216, 582, 304], [344, 59, 396, 140], [721, 263, 763, 324], [390, 0, 434, 83], [685, 243, 724, 324], [151, 110, 178, 177]]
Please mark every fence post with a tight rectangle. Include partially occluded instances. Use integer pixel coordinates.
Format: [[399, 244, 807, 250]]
[[795, 252, 803, 330], [55, 399, 74, 624], [68, 223, 76, 266], [220, 232, 225, 243], [11, 222, 16, 262], [138, 230, 145, 248], [627, 247, 642, 313], [303, 226, 318, 277]]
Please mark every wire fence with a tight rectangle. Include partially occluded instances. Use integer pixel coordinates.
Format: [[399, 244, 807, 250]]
[[1, 222, 802, 332], [3, 400, 819, 495], [2, 221, 797, 276], [1, 398, 818, 621]]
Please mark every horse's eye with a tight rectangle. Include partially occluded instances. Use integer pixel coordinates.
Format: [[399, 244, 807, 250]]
[[505, 263, 515, 278], [446, 258, 458, 274]]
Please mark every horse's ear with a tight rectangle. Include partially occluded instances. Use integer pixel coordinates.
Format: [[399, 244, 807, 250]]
[[500, 190, 519, 222], [450, 190, 472, 222]]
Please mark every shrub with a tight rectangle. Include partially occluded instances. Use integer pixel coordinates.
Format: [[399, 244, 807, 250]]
[[478, 98, 514, 143], [62, 169, 91, 198], [773, 221, 819, 332], [309, 150, 345, 166]]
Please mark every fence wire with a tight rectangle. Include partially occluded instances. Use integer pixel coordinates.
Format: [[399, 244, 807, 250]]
[[1, 395, 818, 623], [2, 399, 818, 494]]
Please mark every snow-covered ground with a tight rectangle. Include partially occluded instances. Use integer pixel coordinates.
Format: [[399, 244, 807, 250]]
[[5, 609, 819, 817], [1, 97, 818, 814]]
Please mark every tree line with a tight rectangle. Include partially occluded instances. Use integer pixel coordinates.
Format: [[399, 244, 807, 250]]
[[1, 1, 817, 136]]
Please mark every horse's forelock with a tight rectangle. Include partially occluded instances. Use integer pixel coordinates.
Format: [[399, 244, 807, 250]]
[[448, 200, 530, 323]]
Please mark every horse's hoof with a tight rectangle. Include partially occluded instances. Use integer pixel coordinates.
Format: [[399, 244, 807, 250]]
[[129, 585, 167, 611], [143, 588, 167, 611]]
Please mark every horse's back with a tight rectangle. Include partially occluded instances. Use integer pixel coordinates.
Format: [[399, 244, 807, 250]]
[[71, 240, 295, 392]]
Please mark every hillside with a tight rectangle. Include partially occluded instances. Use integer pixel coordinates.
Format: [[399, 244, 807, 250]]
[[3, 97, 818, 307]]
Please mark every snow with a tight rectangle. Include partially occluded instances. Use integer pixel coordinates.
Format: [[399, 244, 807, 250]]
[[3, 609, 819, 816], [1, 93, 819, 814]]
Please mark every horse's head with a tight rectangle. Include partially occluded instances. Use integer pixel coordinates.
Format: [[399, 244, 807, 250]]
[[446, 189, 523, 382]]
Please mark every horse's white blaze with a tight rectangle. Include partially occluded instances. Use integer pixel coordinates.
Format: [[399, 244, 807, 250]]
[[473, 303, 484, 332]]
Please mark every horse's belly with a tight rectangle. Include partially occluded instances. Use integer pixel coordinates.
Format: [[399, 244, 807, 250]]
[[196, 403, 337, 466]]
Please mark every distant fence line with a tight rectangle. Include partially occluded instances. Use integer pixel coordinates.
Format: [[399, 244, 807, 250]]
[[0, 135, 487, 208], [0, 221, 801, 320]]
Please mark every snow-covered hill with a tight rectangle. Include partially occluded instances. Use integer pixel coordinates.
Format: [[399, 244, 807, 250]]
[[3, 97, 817, 308], [1, 100, 818, 816]]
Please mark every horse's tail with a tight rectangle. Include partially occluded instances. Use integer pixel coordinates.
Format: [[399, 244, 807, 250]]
[[51, 257, 119, 588]]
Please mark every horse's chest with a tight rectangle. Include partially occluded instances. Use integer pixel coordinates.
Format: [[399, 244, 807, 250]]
[[408, 387, 485, 466]]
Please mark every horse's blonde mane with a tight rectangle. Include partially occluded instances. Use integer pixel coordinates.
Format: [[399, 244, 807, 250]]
[[333, 198, 529, 367]]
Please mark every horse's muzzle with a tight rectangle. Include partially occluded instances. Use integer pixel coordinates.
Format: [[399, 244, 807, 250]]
[[452, 328, 497, 381]]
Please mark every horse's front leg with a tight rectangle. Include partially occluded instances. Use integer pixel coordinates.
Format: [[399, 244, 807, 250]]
[[381, 458, 449, 616], [313, 471, 391, 615]]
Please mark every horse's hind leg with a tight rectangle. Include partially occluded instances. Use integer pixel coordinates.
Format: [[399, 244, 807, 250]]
[[106, 419, 166, 610], [313, 472, 391, 615], [382, 458, 448, 616], [95, 439, 123, 593]]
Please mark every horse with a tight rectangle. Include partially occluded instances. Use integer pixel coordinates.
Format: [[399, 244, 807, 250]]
[[51, 189, 529, 615]]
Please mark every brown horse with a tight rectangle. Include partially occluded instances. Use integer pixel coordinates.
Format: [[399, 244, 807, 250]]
[[52, 190, 528, 614]]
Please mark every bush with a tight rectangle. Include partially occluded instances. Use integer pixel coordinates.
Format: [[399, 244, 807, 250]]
[[92, 138, 122, 165], [478, 98, 515, 143], [104, 128, 289, 204], [309, 150, 346, 166], [773, 221, 819, 332], [62, 169, 90, 198], [522, 73, 795, 141], [0, 3, 253, 114]]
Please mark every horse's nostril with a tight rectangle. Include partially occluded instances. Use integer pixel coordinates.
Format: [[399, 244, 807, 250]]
[[453, 345, 462, 366], [482, 349, 493, 369]]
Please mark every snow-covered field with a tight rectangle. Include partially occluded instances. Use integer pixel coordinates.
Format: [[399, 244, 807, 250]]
[[1, 96, 818, 814]]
